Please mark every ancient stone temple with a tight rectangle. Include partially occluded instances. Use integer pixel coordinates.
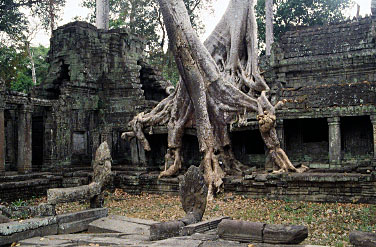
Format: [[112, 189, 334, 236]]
[[0, 10, 376, 203]]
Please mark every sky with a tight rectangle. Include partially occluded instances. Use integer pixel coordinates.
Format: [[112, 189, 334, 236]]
[[32, 0, 372, 46]]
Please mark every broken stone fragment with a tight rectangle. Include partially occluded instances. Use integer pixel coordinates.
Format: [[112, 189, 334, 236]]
[[218, 219, 308, 244], [179, 165, 208, 223], [350, 230, 376, 247], [263, 223, 308, 244], [93, 141, 112, 189], [218, 220, 264, 242], [149, 221, 184, 241], [47, 182, 102, 205]]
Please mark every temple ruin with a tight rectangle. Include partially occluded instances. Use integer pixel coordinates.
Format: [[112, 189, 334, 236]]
[[0, 9, 376, 203]]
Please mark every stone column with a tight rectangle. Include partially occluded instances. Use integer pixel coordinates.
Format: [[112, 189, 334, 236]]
[[328, 117, 341, 166], [130, 139, 146, 166], [0, 103, 5, 174], [18, 104, 33, 173], [371, 115, 376, 161]]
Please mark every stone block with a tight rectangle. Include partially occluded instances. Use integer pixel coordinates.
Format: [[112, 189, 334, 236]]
[[218, 220, 308, 244], [57, 208, 108, 224], [218, 219, 264, 242], [88, 215, 154, 235], [263, 224, 308, 244], [181, 216, 231, 236], [0, 217, 58, 246], [0, 216, 57, 236], [47, 182, 101, 204], [58, 216, 101, 234], [150, 221, 185, 241], [350, 230, 376, 247]]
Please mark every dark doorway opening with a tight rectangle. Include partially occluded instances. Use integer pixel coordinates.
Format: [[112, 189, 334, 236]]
[[32, 116, 44, 172], [285, 118, 328, 163], [341, 116, 373, 157]]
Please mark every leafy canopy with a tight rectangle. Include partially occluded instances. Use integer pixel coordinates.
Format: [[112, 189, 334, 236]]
[[0, 0, 66, 36], [256, 0, 354, 48], [0, 44, 49, 92]]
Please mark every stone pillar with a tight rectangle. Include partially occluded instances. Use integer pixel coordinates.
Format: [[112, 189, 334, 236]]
[[18, 104, 33, 173], [130, 139, 146, 166], [371, 115, 376, 161], [328, 117, 341, 166], [0, 103, 5, 174]]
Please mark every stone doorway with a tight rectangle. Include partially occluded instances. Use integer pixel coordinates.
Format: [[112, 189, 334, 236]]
[[32, 116, 44, 171]]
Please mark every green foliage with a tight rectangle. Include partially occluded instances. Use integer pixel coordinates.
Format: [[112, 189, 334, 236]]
[[11, 198, 28, 208], [255, 0, 354, 52], [31, 45, 49, 85], [0, 0, 66, 36], [0, 44, 49, 92]]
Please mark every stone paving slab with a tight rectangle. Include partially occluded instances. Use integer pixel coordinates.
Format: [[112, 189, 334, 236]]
[[88, 215, 157, 235], [18, 216, 328, 247], [19, 233, 328, 247]]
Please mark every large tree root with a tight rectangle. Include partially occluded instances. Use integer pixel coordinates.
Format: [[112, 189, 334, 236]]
[[257, 91, 309, 173], [123, 0, 304, 200]]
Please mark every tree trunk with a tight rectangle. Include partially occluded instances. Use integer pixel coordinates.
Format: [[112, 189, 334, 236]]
[[25, 42, 37, 85], [265, 0, 274, 56], [49, 0, 55, 33], [124, 0, 303, 200], [96, 0, 109, 30]]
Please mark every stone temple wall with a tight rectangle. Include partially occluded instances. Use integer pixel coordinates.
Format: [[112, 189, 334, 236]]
[[36, 21, 170, 169], [266, 17, 376, 88], [258, 16, 376, 169]]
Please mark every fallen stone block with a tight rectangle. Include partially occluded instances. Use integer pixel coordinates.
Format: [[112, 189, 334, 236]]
[[181, 216, 231, 236], [263, 223, 308, 244], [57, 208, 108, 234], [218, 219, 264, 242], [47, 182, 101, 204], [218, 219, 308, 244], [350, 230, 376, 247], [0, 218, 58, 246], [58, 217, 102, 234], [0, 216, 57, 236], [150, 221, 185, 241], [57, 208, 108, 224], [88, 215, 154, 235]]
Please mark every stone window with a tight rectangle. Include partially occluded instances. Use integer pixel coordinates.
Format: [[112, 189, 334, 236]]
[[73, 132, 87, 154]]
